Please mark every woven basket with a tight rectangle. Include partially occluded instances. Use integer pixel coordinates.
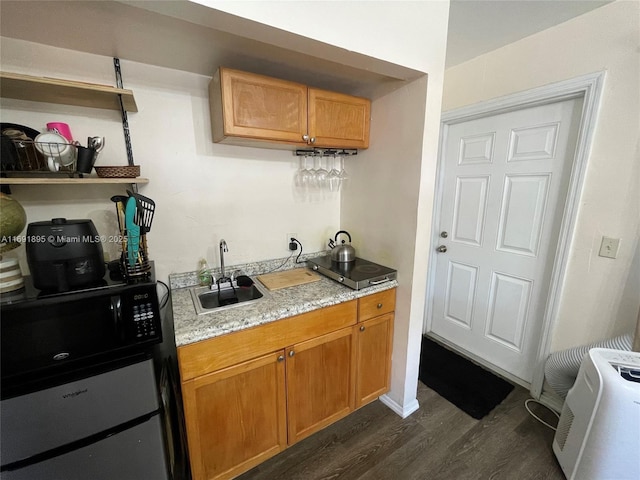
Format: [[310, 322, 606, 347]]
[[94, 165, 140, 178]]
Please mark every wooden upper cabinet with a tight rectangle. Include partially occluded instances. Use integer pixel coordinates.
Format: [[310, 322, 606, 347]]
[[211, 67, 307, 145], [182, 351, 287, 480], [308, 88, 370, 149], [209, 67, 370, 149]]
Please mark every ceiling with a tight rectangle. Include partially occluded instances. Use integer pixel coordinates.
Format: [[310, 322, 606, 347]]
[[0, 1, 612, 92], [446, 0, 612, 67], [0, 1, 418, 98]]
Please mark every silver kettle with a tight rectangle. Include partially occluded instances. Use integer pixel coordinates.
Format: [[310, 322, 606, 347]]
[[330, 230, 356, 263]]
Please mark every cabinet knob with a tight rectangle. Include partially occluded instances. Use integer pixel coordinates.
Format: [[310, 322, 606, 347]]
[[377, 303, 383, 309], [302, 134, 310, 141], [288, 350, 295, 357], [359, 325, 365, 332], [310, 137, 316, 144], [277, 355, 284, 362]]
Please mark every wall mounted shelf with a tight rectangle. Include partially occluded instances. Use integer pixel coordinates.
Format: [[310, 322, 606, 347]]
[[0, 177, 149, 186], [0, 71, 138, 112]]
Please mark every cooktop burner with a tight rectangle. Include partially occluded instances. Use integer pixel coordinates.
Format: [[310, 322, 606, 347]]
[[307, 255, 397, 290]]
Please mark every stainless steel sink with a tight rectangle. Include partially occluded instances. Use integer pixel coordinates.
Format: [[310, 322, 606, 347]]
[[190, 280, 269, 315]]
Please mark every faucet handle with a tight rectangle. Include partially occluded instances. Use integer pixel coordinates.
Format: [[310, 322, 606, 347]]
[[230, 270, 244, 283]]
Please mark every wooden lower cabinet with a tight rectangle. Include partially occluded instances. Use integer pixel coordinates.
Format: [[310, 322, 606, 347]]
[[179, 290, 395, 480], [286, 327, 355, 444], [181, 351, 287, 480], [354, 313, 394, 408]]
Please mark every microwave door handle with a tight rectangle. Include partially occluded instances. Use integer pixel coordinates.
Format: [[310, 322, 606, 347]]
[[110, 296, 122, 331]]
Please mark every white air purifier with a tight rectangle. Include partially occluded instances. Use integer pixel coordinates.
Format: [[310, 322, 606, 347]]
[[552, 348, 640, 480]]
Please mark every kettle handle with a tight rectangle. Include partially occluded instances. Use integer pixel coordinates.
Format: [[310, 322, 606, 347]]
[[334, 230, 352, 244]]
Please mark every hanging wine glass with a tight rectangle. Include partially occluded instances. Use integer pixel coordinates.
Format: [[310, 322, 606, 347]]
[[328, 153, 341, 192], [338, 155, 349, 189], [294, 155, 312, 189], [313, 154, 329, 190]]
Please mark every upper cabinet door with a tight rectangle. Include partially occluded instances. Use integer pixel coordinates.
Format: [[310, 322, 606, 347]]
[[308, 88, 371, 149], [211, 68, 308, 145]]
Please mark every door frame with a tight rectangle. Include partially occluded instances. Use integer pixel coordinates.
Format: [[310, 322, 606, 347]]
[[424, 71, 606, 399]]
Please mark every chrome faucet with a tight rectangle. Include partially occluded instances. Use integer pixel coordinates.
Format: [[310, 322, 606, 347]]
[[219, 239, 229, 282]]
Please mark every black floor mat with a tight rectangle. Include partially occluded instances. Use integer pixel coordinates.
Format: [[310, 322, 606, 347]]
[[418, 336, 514, 419]]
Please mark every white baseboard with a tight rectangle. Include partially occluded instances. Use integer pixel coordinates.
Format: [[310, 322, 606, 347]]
[[379, 394, 420, 419]]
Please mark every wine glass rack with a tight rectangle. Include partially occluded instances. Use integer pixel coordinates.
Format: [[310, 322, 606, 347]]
[[294, 148, 358, 157]]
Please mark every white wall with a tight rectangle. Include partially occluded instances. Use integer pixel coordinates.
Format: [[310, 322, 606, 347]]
[[0, 38, 340, 283], [344, 77, 430, 410], [442, 0, 640, 351]]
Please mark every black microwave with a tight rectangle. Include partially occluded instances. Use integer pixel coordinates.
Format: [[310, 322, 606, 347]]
[[1, 272, 162, 398]]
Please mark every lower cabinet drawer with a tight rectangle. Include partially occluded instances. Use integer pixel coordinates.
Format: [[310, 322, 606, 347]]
[[358, 289, 396, 322]]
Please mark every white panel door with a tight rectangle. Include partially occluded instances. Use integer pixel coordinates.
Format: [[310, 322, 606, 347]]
[[431, 98, 582, 383]]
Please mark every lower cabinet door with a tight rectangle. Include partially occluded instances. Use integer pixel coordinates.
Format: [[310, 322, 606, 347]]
[[286, 327, 355, 444], [182, 350, 287, 480], [355, 313, 394, 408]]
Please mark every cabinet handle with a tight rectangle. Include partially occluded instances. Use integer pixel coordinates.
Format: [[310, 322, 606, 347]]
[[377, 303, 383, 309], [302, 134, 309, 142], [310, 137, 316, 144], [288, 350, 295, 357], [359, 325, 365, 332], [277, 355, 284, 362]]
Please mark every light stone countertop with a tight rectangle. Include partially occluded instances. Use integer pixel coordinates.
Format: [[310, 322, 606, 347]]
[[170, 267, 397, 347]]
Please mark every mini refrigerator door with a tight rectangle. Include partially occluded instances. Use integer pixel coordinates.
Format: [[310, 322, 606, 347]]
[[2, 414, 169, 480], [1, 357, 160, 465], [1, 357, 169, 479]]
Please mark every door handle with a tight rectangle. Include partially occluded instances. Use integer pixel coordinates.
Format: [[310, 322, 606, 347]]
[[436, 245, 447, 253]]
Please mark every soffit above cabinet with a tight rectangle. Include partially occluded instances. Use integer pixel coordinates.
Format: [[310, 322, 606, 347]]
[[0, 0, 423, 99]]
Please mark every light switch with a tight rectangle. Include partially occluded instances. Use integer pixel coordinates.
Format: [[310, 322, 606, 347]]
[[598, 236, 620, 259]]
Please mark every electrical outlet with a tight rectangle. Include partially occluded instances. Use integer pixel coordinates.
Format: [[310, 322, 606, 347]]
[[287, 233, 298, 250], [599, 236, 620, 259]]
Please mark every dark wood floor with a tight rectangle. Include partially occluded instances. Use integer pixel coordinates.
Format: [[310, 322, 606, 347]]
[[238, 382, 565, 480]]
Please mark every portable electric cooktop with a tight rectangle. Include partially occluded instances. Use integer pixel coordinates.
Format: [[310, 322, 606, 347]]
[[307, 255, 396, 290]]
